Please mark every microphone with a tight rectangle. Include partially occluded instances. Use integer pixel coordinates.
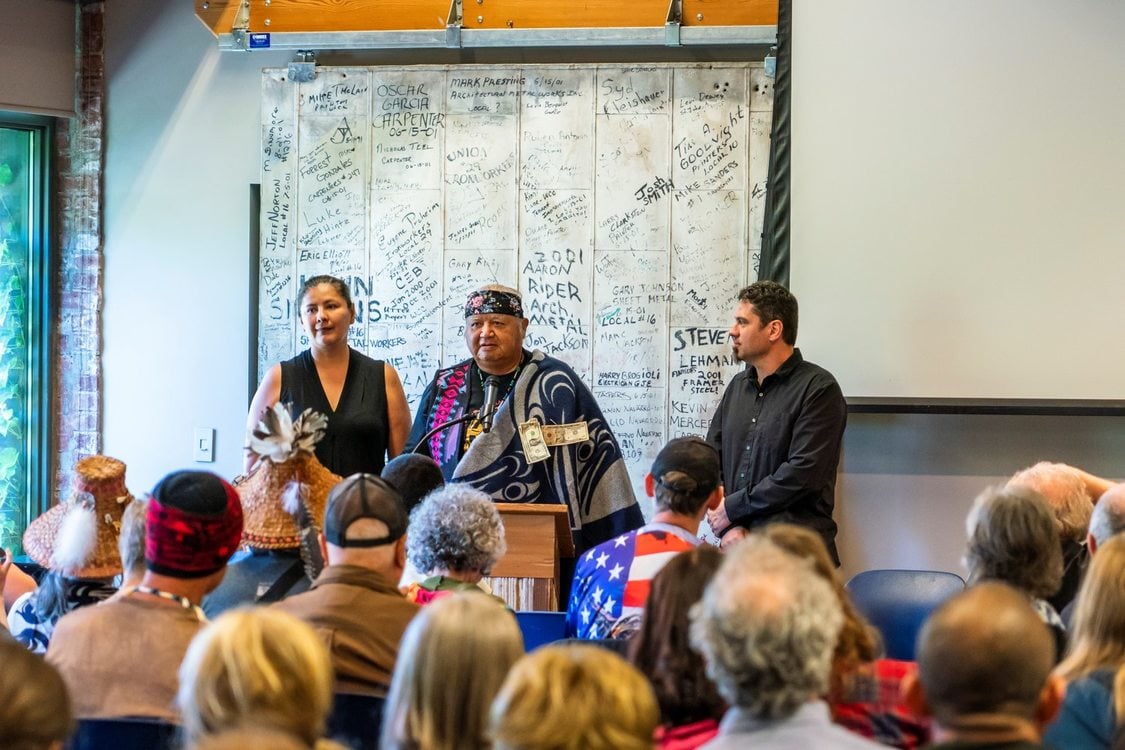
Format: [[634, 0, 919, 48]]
[[478, 375, 502, 433]]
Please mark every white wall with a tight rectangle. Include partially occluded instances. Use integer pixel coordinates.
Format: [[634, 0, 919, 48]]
[[103, 2, 289, 489], [100, 1, 1125, 577]]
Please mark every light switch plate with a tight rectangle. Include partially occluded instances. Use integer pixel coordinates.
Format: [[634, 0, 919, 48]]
[[193, 427, 215, 463]]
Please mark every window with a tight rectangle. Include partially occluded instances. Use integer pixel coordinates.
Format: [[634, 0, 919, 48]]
[[0, 115, 52, 554]]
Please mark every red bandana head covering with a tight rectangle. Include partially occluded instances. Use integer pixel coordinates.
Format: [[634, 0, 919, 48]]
[[145, 471, 243, 579]]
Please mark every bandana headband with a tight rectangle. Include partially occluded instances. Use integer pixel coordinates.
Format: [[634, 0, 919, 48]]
[[464, 289, 524, 319], [145, 483, 243, 579]]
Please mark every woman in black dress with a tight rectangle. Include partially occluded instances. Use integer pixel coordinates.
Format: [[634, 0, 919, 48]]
[[245, 275, 411, 476]]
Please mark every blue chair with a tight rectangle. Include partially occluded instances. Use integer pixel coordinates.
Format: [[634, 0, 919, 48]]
[[845, 569, 966, 661], [68, 718, 179, 750], [325, 692, 385, 750], [515, 610, 568, 651]]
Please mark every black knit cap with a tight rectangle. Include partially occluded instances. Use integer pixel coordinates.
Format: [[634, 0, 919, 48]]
[[650, 437, 721, 496], [381, 454, 445, 514], [146, 470, 243, 578], [324, 473, 407, 548]]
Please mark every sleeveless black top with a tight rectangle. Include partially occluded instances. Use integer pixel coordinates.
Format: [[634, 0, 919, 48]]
[[279, 348, 389, 476]]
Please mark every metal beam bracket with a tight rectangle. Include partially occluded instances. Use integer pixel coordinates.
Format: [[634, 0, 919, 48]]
[[664, 0, 682, 46], [446, 0, 463, 48], [287, 50, 317, 82]]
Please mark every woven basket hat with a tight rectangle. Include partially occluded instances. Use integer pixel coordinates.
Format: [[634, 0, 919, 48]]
[[238, 404, 342, 549], [23, 455, 134, 578]]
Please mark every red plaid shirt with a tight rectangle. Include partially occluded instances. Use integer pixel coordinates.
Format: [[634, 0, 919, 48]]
[[830, 658, 931, 749]]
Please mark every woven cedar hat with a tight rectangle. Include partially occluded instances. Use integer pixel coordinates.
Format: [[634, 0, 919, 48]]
[[23, 455, 134, 578], [237, 404, 342, 549]]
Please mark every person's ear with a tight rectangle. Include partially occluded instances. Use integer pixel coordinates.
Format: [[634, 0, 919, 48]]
[[644, 473, 655, 498], [1087, 532, 1098, 555], [318, 531, 328, 562], [1035, 673, 1065, 728], [902, 670, 932, 719], [395, 536, 407, 569], [519, 317, 530, 338], [707, 485, 725, 511]]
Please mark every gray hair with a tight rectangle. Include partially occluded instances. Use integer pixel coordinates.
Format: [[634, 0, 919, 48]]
[[688, 536, 843, 720], [118, 498, 148, 577], [407, 484, 506, 575], [1008, 462, 1092, 542], [964, 485, 1063, 599], [1089, 484, 1125, 547]]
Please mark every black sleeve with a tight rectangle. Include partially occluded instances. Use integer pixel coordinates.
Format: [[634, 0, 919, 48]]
[[403, 377, 439, 455]]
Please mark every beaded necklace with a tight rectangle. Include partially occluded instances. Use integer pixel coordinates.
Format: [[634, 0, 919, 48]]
[[119, 585, 207, 623], [475, 361, 522, 412]]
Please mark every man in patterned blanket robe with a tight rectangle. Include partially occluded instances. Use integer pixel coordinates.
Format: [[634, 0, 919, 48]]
[[406, 284, 643, 553]]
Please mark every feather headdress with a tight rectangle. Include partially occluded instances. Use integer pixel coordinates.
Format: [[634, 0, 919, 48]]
[[237, 403, 341, 551]]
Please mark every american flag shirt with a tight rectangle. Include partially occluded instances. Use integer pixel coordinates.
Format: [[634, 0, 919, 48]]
[[565, 523, 700, 640]]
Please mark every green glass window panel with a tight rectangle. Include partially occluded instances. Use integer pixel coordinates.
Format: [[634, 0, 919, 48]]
[[0, 126, 31, 554]]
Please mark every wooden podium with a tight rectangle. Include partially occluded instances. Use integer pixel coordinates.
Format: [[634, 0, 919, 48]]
[[483, 503, 575, 611]]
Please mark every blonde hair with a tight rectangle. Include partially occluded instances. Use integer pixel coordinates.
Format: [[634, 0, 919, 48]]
[[490, 644, 659, 750], [178, 607, 335, 747], [382, 593, 523, 750], [1057, 535, 1125, 681]]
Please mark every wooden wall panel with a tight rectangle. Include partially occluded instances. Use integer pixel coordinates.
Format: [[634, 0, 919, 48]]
[[247, 0, 451, 33], [682, 0, 778, 26], [468, 0, 668, 29], [193, 0, 242, 35]]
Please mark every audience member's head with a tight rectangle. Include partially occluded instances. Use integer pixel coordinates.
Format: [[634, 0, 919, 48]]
[[178, 607, 334, 748], [383, 593, 523, 750], [321, 473, 408, 576], [963, 485, 1063, 600], [689, 536, 843, 720], [629, 546, 725, 728], [407, 484, 506, 582], [905, 582, 1061, 739], [188, 727, 313, 750], [762, 523, 881, 682], [1057, 535, 1125, 681], [646, 437, 723, 517], [490, 644, 658, 750], [1088, 483, 1125, 553], [381, 454, 445, 515], [23, 455, 135, 622], [146, 470, 244, 596], [24, 455, 134, 580], [118, 496, 148, 587], [0, 640, 73, 750], [1008, 462, 1092, 543]]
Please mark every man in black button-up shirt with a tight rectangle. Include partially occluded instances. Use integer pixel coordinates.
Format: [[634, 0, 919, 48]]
[[705, 282, 847, 564]]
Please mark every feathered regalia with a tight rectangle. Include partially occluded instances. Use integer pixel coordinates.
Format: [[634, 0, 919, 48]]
[[236, 404, 342, 551]]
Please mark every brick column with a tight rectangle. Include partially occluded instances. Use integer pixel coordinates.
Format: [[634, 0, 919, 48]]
[[53, 1, 105, 499]]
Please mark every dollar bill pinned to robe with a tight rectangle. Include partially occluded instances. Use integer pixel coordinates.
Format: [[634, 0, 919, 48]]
[[408, 349, 644, 554]]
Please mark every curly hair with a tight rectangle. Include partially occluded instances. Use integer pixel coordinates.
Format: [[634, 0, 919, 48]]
[[963, 485, 1064, 600], [762, 524, 881, 686], [407, 484, 506, 575], [738, 281, 798, 345], [629, 546, 726, 726], [689, 536, 843, 720]]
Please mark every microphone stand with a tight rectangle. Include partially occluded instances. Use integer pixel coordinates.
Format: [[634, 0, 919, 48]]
[[412, 411, 480, 455]]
